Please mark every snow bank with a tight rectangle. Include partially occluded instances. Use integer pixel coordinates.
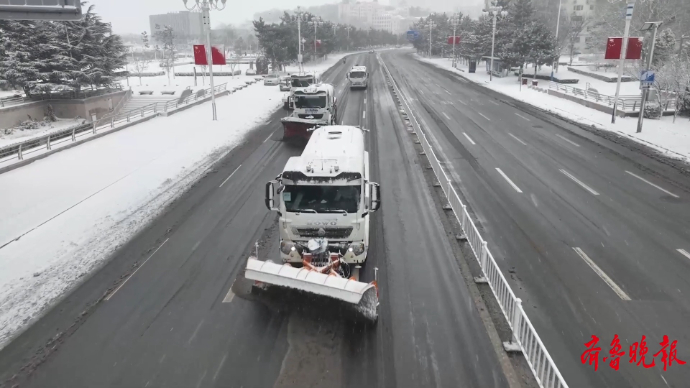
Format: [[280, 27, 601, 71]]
[[0, 118, 88, 147], [418, 56, 690, 163], [0, 53, 350, 350]]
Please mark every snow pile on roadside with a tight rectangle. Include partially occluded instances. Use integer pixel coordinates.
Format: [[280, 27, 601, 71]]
[[418, 56, 690, 163], [0, 54, 349, 350]]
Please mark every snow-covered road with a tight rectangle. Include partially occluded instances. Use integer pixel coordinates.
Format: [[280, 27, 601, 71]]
[[0, 53, 349, 349]]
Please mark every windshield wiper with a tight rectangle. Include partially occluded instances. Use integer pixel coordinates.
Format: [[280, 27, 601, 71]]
[[294, 209, 317, 213], [322, 209, 348, 214]]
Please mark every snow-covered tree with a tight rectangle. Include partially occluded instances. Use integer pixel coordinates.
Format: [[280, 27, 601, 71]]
[[130, 31, 152, 85], [154, 25, 175, 82], [651, 28, 676, 67], [565, 13, 589, 65]]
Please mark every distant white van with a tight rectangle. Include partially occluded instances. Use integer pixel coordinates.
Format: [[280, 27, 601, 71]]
[[347, 65, 368, 90]]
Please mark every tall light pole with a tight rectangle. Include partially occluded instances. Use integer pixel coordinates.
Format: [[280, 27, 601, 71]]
[[612, 1, 636, 124], [637, 21, 662, 133], [482, 6, 507, 81], [425, 15, 435, 58], [296, 7, 305, 74], [309, 17, 324, 60], [551, 0, 563, 81], [345, 25, 352, 51], [451, 13, 460, 67], [183, 0, 227, 121]]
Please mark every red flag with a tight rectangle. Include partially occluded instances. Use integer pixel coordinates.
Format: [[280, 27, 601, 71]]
[[604, 37, 643, 60], [193, 44, 226, 65], [315, 39, 322, 48], [447, 36, 461, 45]]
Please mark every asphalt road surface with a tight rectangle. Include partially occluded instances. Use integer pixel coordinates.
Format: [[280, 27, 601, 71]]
[[382, 50, 690, 388], [0, 53, 508, 388]]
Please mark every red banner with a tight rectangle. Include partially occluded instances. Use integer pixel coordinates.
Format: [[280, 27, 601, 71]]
[[315, 39, 322, 48], [604, 37, 643, 60], [193, 44, 226, 65], [447, 36, 461, 45]]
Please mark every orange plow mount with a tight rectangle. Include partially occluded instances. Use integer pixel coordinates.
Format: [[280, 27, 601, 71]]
[[244, 256, 379, 322]]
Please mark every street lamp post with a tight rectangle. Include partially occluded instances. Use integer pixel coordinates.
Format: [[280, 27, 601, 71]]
[[425, 15, 435, 58], [309, 17, 324, 60], [296, 7, 305, 74], [345, 25, 352, 51], [451, 13, 460, 68], [612, 1, 636, 124], [637, 21, 662, 133], [183, 0, 227, 121], [482, 6, 507, 82], [551, 0, 562, 81]]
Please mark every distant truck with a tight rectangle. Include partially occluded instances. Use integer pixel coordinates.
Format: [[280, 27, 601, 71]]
[[283, 73, 321, 110], [281, 83, 337, 141], [347, 65, 369, 90]]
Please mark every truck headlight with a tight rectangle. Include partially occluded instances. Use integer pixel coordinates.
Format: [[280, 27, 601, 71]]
[[280, 241, 297, 255], [347, 242, 365, 256]]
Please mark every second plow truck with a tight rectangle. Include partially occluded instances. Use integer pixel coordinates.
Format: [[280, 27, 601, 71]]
[[244, 125, 381, 322], [281, 83, 337, 141]]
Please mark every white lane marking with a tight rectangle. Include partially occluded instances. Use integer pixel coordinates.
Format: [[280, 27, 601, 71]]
[[219, 165, 242, 188], [463, 133, 476, 145], [530, 193, 538, 207], [160, 354, 167, 363], [457, 99, 467, 105], [445, 89, 451, 95], [213, 354, 228, 381], [678, 249, 690, 260], [222, 286, 235, 303], [105, 238, 170, 301], [364, 98, 367, 104], [188, 319, 205, 345], [495, 168, 522, 193], [363, 111, 366, 119], [478, 112, 491, 121], [263, 131, 275, 143], [508, 133, 527, 145], [489, 100, 499, 105], [560, 169, 599, 196], [556, 134, 580, 147], [573, 247, 631, 301], [195, 370, 207, 388], [340, 119, 344, 124], [515, 113, 531, 121], [625, 171, 679, 198], [443, 112, 451, 120]]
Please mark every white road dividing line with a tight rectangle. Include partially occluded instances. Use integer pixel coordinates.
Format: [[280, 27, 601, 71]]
[[445, 89, 451, 95], [463, 133, 476, 145], [443, 112, 451, 120], [489, 100, 499, 105], [556, 134, 580, 147], [364, 98, 367, 104], [560, 169, 599, 196], [508, 133, 527, 145], [625, 171, 680, 198], [677, 249, 690, 260], [219, 165, 242, 188], [222, 285, 235, 303], [363, 110, 366, 119], [457, 100, 467, 105], [213, 354, 228, 381], [573, 247, 631, 301], [478, 112, 491, 121], [515, 113, 531, 121], [263, 131, 275, 143], [105, 238, 170, 301], [495, 168, 522, 193]]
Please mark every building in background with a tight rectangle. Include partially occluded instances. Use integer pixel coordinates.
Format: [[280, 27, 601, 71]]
[[567, 0, 598, 54], [149, 11, 203, 41], [338, 0, 415, 34]]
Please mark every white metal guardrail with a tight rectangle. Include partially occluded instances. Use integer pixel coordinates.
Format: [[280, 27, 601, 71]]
[[547, 81, 676, 112], [378, 55, 569, 388], [0, 82, 238, 165]]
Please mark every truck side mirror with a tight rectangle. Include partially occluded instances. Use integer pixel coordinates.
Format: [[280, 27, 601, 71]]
[[369, 182, 381, 212], [265, 181, 278, 211]]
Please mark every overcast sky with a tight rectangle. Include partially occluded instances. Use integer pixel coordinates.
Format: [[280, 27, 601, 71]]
[[89, 0, 394, 34]]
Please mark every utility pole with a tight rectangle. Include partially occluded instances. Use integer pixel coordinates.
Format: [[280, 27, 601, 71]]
[[637, 21, 662, 133], [310, 17, 324, 60], [426, 15, 435, 58], [612, 1, 635, 124], [346, 25, 352, 51], [551, 0, 562, 80], [483, 5, 507, 82], [183, 0, 227, 121], [296, 7, 304, 74], [451, 13, 459, 68]]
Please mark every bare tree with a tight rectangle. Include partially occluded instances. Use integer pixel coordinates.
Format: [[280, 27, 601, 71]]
[[565, 13, 589, 65], [130, 31, 152, 85]]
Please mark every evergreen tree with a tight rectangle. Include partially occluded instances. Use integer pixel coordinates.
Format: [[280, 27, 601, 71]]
[[651, 28, 676, 67]]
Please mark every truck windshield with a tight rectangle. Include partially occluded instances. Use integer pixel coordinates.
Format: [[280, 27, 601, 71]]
[[349, 71, 366, 78], [291, 78, 314, 87], [282, 185, 361, 214], [294, 95, 327, 109]]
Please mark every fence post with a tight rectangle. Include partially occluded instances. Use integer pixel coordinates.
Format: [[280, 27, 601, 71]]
[[141, 108, 144, 117], [92, 120, 97, 134], [503, 298, 523, 352], [461, 204, 468, 231], [46, 136, 51, 150], [18, 144, 23, 160], [474, 241, 489, 284], [111, 117, 114, 128], [633, 101, 637, 111], [71, 127, 76, 141], [127, 113, 130, 122]]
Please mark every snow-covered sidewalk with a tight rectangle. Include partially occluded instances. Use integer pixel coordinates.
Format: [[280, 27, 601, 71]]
[[417, 56, 690, 163], [0, 52, 349, 350]]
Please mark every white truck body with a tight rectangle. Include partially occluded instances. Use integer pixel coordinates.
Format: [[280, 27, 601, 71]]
[[284, 72, 321, 109], [347, 65, 368, 89], [265, 125, 381, 264]]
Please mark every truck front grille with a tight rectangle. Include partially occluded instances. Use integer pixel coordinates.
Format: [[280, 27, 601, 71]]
[[295, 227, 353, 239]]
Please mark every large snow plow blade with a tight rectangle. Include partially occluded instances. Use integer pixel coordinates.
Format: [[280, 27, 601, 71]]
[[281, 117, 328, 141], [245, 257, 379, 321]]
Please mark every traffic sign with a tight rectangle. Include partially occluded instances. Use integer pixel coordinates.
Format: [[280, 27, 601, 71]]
[[640, 70, 655, 89], [406, 30, 420, 42]]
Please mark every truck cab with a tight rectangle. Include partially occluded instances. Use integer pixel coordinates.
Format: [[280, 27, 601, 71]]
[[285, 73, 321, 109], [265, 126, 381, 264], [347, 65, 368, 90]]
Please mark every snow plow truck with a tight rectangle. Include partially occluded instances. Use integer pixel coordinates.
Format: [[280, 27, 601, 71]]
[[244, 125, 381, 322], [281, 83, 337, 141]]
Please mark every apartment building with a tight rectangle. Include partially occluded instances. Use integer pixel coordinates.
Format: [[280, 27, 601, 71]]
[[149, 11, 203, 40]]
